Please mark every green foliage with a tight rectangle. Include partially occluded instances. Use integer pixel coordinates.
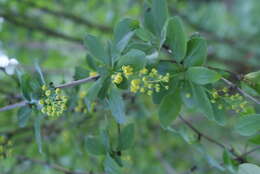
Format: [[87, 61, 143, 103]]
[[85, 136, 107, 155], [187, 67, 221, 85], [17, 106, 32, 127], [107, 87, 126, 124], [184, 37, 207, 67], [235, 114, 260, 136], [159, 88, 182, 127], [166, 16, 187, 62], [118, 123, 135, 150], [0, 0, 260, 173]]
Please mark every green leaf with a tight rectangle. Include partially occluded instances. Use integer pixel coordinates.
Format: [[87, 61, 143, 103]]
[[116, 31, 135, 54], [85, 136, 106, 155], [223, 150, 236, 173], [235, 114, 260, 136], [114, 18, 133, 44], [166, 17, 187, 62], [245, 71, 260, 84], [86, 77, 104, 104], [180, 81, 196, 109], [212, 103, 226, 126], [104, 154, 122, 174], [118, 124, 135, 150], [159, 88, 182, 127], [34, 115, 43, 153], [117, 49, 146, 71], [74, 66, 89, 80], [34, 63, 45, 85], [135, 28, 154, 42], [20, 73, 33, 101], [191, 83, 214, 120], [187, 67, 221, 85], [238, 163, 260, 174], [152, 0, 168, 34], [84, 34, 109, 65], [143, 6, 157, 35], [184, 37, 207, 67], [17, 106, 32, 127], [249, 134, 260, 144], [107, 87, 126, 124]]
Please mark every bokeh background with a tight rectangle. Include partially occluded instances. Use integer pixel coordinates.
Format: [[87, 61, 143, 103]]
[[0, 0, 259, 173]]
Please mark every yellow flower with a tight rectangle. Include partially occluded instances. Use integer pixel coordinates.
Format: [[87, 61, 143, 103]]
[[139, 68, 148, 75], [41, 108, 47, 114], [55, 88, 61, 94], [45, 90, 51, 97], [90, 71, 98, 77], [147, 90, 153, 96], [140, 88, 145, 93], [162, 73, 170, 82], [130, 79, 141, 93], [222, 87, 228, 93], [218, 104, 223, 110], [212, 91, 219, 99], [79, 91, 87, 98], [112, 73, 123, 84], [210, 99, 216, 103], [122, 65, 133, 77], [39, 99, 45, 105], [41, 85, 48, 91], [185, 93, 191, 98]]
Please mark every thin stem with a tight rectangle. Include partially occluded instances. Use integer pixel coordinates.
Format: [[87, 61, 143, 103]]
[[221, 77, 260, 105]]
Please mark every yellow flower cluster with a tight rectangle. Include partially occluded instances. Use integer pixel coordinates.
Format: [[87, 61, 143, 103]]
[[112, 73, 123, 84], [130, 68, 170, 95], [0, 136, 12, 159], [39, 85, 68, 118], [210, 87, 248, 113], [75, 91, 87, 113], [112, 65, 170, 95], [122, 65, 133, 77]]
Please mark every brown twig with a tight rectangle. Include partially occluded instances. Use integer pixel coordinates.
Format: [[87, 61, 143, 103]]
[[17, 155, 90, 174], [21, 0, 112, 33], [0, 11, 83, 45]]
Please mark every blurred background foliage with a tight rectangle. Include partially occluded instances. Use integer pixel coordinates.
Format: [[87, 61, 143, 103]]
[[0, 0, 259, 173]]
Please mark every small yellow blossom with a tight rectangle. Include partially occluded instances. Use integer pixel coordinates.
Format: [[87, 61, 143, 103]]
[[122, 65, 133, 77], [185, 93, 191, 98], [130, 79, 141, 93], [112, 73, 123, 84], [55, 88, 61, 94], [39, 99, 45, 105], [79, 91, 87, 98], [139, 68, 148, 75], [90, 71, 98, 77], [45, 90, 51, 97], [41, 85, 48, 91]]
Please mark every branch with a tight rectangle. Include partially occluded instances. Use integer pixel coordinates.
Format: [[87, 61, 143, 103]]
[[21, 0, 112, 33], [221, 77, 260, 105], [17, 155, 91, 174], [0, 75, 99, 112], [179, 115, 247, 164], [239, 146, 260, 158], [0, 11, 83, 45]]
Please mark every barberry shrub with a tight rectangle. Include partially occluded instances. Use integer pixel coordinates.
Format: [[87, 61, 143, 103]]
[[0, 0, 260, 173]]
